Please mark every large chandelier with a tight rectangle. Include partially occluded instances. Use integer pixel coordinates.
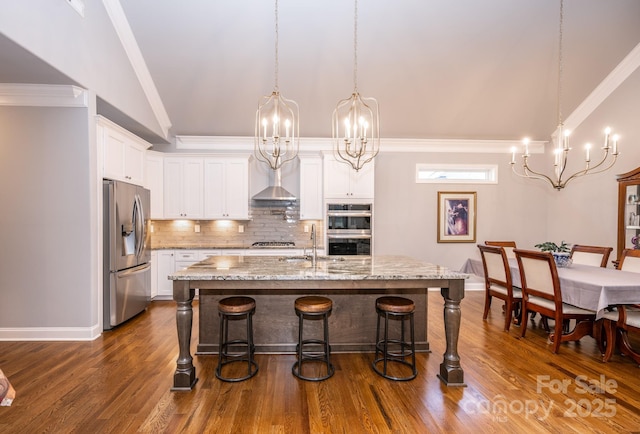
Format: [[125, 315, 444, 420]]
[[331, 0, 380, 172], [510, 0, 619, 190], [255, 0, 299, 172]]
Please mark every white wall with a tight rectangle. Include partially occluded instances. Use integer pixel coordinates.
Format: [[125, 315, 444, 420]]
[[0, 105, 93, 329], [545, 66, 640, 261], [0, 0, 163, 140], [373, 152, 548, 271]]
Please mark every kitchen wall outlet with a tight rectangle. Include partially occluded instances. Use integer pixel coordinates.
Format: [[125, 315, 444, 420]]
[[238, 225, 244, 233], [304, 225, 309, 233], [194, 224, 200, 233]]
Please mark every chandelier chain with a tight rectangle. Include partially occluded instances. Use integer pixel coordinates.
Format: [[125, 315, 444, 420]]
[[353, 0, 358, 93], [557, 0, 564, 126], [274, 0, 279, 92]]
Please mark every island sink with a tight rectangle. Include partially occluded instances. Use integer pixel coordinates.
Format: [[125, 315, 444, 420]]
[[279, 255, 345, 263]]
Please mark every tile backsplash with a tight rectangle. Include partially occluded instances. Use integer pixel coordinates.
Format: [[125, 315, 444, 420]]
[[150, 203, 323, 249]]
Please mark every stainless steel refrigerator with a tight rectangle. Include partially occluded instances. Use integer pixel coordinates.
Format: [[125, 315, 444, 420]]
[[103, 179, 151, 330]]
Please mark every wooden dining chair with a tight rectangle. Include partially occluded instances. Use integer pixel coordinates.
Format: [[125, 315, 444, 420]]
[[602, 305, 640, 365], [618, 248, 640, 272], [477, 244, 522, 331], [514, 249, 597, 353], [485, 241, 517, 259], [598, 249, 640, 359], [569, 244, 613, 268]]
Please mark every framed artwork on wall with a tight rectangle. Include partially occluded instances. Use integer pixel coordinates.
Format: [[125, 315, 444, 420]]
[[437, 191, 477, 243]]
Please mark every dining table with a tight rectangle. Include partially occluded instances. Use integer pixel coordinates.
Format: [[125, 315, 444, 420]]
[[461, 257, 640, 320]]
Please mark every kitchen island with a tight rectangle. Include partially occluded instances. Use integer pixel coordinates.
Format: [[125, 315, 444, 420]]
[[169, 255, 468, 390]]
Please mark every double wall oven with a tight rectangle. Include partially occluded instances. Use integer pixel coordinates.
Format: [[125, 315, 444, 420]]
[[326, 203, 372, 256]]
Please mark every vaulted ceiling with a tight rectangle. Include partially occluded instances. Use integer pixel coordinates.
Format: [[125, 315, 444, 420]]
[[2, 1, 639, 145], [116, 0, 640, 143]]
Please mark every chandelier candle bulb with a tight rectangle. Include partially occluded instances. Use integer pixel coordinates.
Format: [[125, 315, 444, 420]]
[[585, 144, 591, 162], [604, 127, 611, 148], [613, 135, 619, 154]]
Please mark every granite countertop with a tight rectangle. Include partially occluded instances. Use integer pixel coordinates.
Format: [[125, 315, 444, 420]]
[[169, 255, 469, 281], [152, 245, 251, 250]]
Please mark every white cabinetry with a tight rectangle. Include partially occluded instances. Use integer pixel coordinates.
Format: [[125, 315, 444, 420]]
[[299, 155, 323, 220], [174, 251, 200, 270], [155, 250, 176, 299], [145, 151, 164, 219], [150, 251, 158, 299], [99, 116, 149, 186], [164, 157, 204, 218], [204, 156, 249, 219], [323, 155, 374, 199]]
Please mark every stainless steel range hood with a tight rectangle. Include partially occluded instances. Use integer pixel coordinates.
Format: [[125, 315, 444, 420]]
[[252, 167, 297, 201]]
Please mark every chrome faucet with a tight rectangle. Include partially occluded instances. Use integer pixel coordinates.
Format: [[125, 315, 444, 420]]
[[310, 223, 318, 266]]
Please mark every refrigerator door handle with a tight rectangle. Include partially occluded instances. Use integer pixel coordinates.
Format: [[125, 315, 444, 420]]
[[133, 194, 145, 258], [116, 263, 151, 278]]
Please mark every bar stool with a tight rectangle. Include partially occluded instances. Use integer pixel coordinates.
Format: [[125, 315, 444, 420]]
[[292, 296, 335, 381], [215, 296, 258, 382], [372, 296, 417, 381]]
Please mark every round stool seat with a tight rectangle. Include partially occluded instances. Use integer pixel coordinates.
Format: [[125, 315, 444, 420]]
[[219, 296, 256, 314], [292, 296, 334, 381], [376, 296, 415, 314], [373, 296, 417, 381], [215, 296, 258, 382], [295, 296, 332, 313]]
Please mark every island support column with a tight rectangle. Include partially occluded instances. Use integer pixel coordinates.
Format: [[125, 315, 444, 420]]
[[172, 280, 198, 391], [438, 279, 466, 386]]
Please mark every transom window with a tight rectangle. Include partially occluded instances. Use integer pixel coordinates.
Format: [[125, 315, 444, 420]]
[[416, 164, 498, 184]]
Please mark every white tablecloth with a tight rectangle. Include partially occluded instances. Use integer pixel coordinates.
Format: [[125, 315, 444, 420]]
[[461, 257, 640, 319]]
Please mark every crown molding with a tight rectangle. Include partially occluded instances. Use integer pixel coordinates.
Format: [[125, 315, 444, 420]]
[[564, 41, 640, 131], [0, 84, 88, 107], [175, 135, 546, 154], [103, 0, 172, 139]]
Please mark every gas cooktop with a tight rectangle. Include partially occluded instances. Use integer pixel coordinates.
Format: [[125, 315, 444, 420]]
[[251, 241, 296, 248]]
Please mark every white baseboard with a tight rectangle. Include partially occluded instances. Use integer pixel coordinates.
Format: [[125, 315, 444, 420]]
[[0, 323, 102, 341]]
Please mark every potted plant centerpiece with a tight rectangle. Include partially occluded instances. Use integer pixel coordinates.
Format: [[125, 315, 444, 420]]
[[534, 241, 572, 268]]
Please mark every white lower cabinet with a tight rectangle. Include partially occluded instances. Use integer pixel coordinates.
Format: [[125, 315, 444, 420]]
[[155, 250, 176, 299]]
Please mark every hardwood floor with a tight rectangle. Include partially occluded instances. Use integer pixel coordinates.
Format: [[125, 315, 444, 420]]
[[1, 290, 639, 433]]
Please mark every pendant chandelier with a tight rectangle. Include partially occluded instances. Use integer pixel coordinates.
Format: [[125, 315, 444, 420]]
[[255, 0, 299, 172], [510, 0, 619, 190], [331, 0, 380, 172]]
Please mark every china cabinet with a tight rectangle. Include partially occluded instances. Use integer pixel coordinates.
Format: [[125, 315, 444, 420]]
[[616, 166, 640, 263]]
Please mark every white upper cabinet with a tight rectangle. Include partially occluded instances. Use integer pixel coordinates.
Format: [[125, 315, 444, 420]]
[[299, 155, 323, 220], [99, 116, 149, 186], [203, 156, 249, 219], [163, 157, 204, 219], [323, 155, 375, 199], [145, 151, 164, 219]]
